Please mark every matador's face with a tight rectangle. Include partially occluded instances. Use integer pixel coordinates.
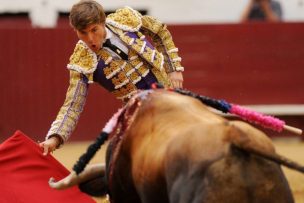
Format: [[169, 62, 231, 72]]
[[76, 23, 106, 53]]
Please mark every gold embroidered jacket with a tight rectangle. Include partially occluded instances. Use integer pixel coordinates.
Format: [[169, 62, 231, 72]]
[[46, 7, 184, 143]]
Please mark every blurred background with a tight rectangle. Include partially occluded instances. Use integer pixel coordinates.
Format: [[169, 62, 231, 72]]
[[0, 0, 304, 202]]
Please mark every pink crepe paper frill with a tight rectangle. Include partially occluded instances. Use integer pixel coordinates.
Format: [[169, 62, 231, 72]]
[[230, 104, 285, 132], [103, 107, 124, 134]]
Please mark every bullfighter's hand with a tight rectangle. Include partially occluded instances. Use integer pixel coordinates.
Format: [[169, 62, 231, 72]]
[[38, 136, 61, 156], [168, 71, 184, 88]]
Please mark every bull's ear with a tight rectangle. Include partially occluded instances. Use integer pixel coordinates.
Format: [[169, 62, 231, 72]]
[[78, 175, 108, 197]]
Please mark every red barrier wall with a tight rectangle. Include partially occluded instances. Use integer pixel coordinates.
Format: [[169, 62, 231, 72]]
[[169, 23, 304, 104], [1, 22, 304, 142]]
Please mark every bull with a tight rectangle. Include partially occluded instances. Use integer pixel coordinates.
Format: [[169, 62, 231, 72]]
[[49, 89, 304, 203]]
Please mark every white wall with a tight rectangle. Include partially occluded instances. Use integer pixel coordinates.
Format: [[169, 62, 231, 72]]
[[1, 0, 304, 27]]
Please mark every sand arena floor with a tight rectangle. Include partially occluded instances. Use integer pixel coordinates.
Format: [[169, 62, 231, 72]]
[[53, 138, 304, 203]]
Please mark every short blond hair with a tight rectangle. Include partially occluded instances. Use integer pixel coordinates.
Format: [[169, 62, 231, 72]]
[[69, 0, 106, 30]]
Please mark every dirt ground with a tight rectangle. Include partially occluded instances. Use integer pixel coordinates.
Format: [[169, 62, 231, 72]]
[[53, 138, 304, 203]]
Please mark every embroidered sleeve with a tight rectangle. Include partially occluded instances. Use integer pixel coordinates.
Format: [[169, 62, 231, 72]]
[[141, 15, 184, 73], [46, 71, 89, 144]]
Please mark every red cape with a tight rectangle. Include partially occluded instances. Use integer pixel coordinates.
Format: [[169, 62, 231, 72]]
[[0, 130, 95, 203]]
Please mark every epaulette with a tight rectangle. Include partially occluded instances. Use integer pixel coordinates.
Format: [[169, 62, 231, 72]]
[[106, 6, 142, 32], [67, 40, 98, 83]]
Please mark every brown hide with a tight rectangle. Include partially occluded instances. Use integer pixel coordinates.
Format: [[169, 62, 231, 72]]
[[108, 90, 293, 203]]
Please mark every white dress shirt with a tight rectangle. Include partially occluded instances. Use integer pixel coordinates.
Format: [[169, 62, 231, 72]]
[[103, 28, 129, 59]]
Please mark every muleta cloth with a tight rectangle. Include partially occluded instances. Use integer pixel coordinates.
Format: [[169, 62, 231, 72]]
[[0, 130, 95, 203]]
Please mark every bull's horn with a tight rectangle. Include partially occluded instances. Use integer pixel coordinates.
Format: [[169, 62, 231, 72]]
[[48, 171, 78, 189]]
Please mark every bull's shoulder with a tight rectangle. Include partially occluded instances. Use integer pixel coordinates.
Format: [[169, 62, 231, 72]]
[[145, 90, 227, 122]]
